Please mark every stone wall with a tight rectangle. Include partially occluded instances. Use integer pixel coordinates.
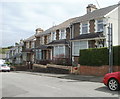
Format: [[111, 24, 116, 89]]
[[32, 64, 72, 74]]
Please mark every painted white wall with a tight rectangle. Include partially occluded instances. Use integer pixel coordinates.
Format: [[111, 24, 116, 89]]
[[118, 5, 120, 45], [105, 6, 119, 46]]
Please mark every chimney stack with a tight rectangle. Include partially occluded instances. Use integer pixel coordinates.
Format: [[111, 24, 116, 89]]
[[118, 1, 120, 5], [35, 28, 44, 34], [87, 4, 97, 14]]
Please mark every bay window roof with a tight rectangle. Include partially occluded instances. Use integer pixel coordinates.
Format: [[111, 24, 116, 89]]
[[71, 32, 105, 41]]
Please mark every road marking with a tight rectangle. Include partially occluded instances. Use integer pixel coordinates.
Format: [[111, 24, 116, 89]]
[[45, 85, 61, 90]]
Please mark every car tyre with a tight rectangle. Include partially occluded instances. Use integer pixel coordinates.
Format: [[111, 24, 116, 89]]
[[108, 78, 120, 91]]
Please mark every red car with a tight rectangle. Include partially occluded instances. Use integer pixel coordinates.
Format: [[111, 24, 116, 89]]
[[103, 72, 120, 91]]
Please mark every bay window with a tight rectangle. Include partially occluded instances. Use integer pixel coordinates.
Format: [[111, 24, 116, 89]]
[[54, 45, 65, 58], [36, 49, 42, 60], [72, 41, 88, 56]]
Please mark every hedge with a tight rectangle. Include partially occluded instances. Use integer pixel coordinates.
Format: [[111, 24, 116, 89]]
[[79, 46, 120, 66]]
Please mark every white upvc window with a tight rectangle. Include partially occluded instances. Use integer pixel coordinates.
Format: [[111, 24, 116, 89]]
[[36, 49, 42, 60], [26, 42, 29, 48], [40, 36, 44, 45], [53, 45, 65, 58], [97, 19, 104, 32], [72, 41, 88, 56], [31, 41, 35, 48], [20, 47, 22, 52], [81, 22, 88, 34], [47, 35, 51, 43], [59, 29, 66, 39], [52, 32, 56, 41]]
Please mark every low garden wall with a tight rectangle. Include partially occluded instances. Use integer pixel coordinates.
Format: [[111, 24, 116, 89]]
[[32, 64, 72, 74], [73, 65, 120, 76], [12, 65, 28, 71]]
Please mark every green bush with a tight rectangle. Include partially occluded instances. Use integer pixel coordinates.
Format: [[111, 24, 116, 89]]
[[79, 46, 120, 66]]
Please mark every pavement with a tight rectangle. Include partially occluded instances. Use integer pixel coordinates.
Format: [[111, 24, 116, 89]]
[[14, 71, 104, 83]]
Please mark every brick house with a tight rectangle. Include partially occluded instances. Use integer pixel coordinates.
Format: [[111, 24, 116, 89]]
[[6, 3, 120, 68], [70, 4, 120, 64], [34, 28, 52, 63], [22, 35, 36, 68], [34, 18, 77, 65], [6, 40, 24, 65]]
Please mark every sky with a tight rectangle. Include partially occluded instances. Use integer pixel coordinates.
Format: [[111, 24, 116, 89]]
[[0, 0, 119, 47]]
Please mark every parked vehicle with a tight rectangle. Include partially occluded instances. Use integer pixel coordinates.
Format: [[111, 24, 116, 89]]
[[0, 64, 10, 72], [0, 59, 5, 64], [103, 72, 120, 91]]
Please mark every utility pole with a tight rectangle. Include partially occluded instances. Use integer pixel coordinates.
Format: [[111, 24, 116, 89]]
[[108, 23, 113, 73]]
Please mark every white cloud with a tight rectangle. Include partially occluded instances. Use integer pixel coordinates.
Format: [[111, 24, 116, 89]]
[[1, 0, 120, 47]]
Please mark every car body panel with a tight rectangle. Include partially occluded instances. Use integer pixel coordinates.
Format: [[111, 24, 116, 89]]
[[103, 72, 120, 85], [0, 64, 10, 72]]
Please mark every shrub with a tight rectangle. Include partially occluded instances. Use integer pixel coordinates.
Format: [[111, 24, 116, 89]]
[[79, 46, 120, 66]]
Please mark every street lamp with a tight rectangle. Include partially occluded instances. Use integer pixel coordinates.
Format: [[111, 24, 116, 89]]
[[107, 23, 113, 73], [104, 21, 113, 73]]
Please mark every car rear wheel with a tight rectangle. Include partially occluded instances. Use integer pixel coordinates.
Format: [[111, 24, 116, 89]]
[[108, 78, 119, 91]]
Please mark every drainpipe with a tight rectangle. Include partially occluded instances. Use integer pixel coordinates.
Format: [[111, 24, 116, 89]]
[[69, 24, 73, 66]]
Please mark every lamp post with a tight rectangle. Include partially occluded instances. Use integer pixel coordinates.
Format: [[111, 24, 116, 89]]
[[108, 23, 113, 73]]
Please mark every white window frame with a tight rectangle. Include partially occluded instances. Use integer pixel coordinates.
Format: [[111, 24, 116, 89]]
[[53, 45, 65, 58], [52, 32, 56, 41], [40, 36, 44, 45], [26, 42, 29, 48], [31, 41, 35, 48], [72, 41, 88, 56], [59, 29, 66, 39], [96, 19, 104, 32], [36, 49, 42, 60], [81, 22, 89, 34], [47, 35, 51, 43]]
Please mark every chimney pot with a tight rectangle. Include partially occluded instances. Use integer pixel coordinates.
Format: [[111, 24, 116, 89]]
[[35, 28, 44, 34], [87, 4, 97, 14]]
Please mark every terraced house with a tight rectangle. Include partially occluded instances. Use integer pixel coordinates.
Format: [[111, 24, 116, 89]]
[[6, 3, 120, 68], [70, 4, 120, 64], [34, 18, 77, 66], [6, 40, 24, 65]]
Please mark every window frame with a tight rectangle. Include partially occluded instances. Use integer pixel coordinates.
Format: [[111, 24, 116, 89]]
[[52, 32, 56, 41], [72, 41, 88, 56], [53, 45, 65, 58], [59, 29, 66, 39], [81, 22, 89, 34], [97, 19, 104, 32]]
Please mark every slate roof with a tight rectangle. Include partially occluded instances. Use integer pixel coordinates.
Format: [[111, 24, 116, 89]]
[[48, 39, 69, 45], [35, 17, 78, 37], [35, 45, 52, 50], [24, 35, 35, 42], [35, 26, 57, 37], [71, 32, 105, 41], [55, 17, 78, 30], [22, 48, 34, 53], [72, 4, 118, 23]]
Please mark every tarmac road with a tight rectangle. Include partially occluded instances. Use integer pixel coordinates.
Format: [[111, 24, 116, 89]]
[[1, 72, 120, 97]]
